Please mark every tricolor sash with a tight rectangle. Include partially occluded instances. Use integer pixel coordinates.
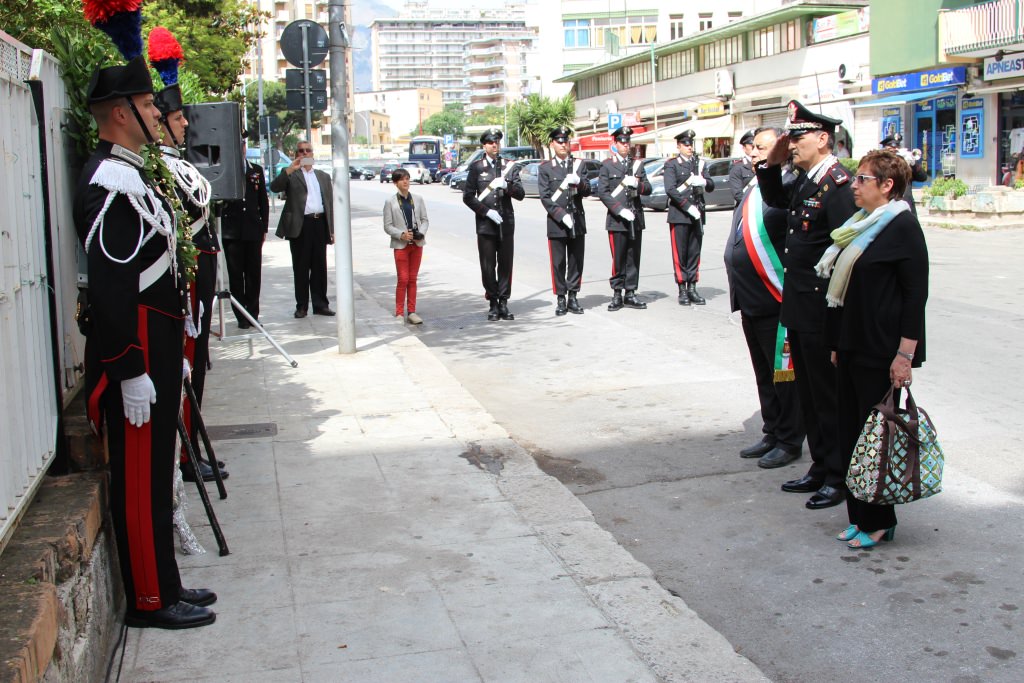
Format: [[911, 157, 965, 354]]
[[740, 184, 794, 382]]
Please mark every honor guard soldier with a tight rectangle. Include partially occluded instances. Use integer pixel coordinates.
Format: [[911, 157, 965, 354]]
[[756, 100, 858, 510], [463, 128, 525, 321], [598, 126, 652, 311], [663, 129, 715, 305], [73, 53, 215, 629], [880, 132, 928, 215], [538, 126, 590, 315], [148, 27, 226, 483], [728, 129, 757, 204]]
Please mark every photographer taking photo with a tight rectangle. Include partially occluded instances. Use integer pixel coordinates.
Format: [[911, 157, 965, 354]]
[[383, 167, 429, 324]]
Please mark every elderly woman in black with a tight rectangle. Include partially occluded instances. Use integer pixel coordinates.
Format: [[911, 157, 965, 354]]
[[817, 150, 929, 549]]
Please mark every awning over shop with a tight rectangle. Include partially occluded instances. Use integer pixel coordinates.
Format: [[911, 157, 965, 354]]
[[571, 126, 647, 152], [851, 88, 957, 108], [629, 117, 734, 145]]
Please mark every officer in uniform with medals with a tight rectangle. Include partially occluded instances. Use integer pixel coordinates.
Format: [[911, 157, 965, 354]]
[[597, 126, 652, 311], [663, 129, 715, 306], [755, 100, 859, 510], [538, 126, 590, 316], [74, 54, 216, 629], [463, 128, 525, 321]]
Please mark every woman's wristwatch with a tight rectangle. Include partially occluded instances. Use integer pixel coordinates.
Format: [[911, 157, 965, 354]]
[[896, 350, 914, 361]]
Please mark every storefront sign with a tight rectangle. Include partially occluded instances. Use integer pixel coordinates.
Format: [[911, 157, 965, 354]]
[[808, 7, 870, 44], [696, 102, 726, 119], [961, 99, 984, 159], [872, 66, 966, 94], [881, 107, 901, 117], [961, 97, 984, 111], [983, 51, 1024, 81]]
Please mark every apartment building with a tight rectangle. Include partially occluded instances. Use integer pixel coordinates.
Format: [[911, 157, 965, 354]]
[[353, 88, 444, 142], [464, 36, 536, 114]]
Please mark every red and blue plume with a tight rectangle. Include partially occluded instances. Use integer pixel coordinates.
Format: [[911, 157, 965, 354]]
[[83, 0, 145, 61], [148, 27, 184, 87]]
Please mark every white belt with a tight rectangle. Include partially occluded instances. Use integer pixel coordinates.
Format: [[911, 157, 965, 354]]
[[191, 215, 207, 232], [139, 251, 171, 291]]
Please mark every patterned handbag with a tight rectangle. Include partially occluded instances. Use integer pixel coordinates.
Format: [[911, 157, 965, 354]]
[[846, 387, 944, 505]]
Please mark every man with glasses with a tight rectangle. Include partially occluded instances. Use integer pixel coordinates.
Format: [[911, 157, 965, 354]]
[[271, 141, 335, 318], [756, 100, 858, 510]]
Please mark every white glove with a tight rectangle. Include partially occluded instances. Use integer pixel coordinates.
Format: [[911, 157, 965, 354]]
[[687, 175, 707, 188], [564, 172, 580, 186], [488, 177, 507, 191], [687, 204, 702, 221], [121, 374, 157, 427], [182, 358, 192, 380], [619, 208, 636, 222], [896, 149, 915, 165], [621, 175, 638, 188], [562, 214, 574, 229], [486, 209, 503, 225]]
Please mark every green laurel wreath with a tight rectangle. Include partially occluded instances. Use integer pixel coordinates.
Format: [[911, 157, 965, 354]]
[[142, 145, 198, 282]]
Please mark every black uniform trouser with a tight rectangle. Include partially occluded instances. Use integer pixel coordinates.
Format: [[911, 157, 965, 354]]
[[741, 313, 805, 452], [96, 308, 184, 612], [789, 329, 843, 487], [477, 229, 514, 300], [608, 230, 642, 292], [837, 356, 898, 533], [290, 214, 330, 312], [183, 249, 216, 460], [223, 237, 263, 323], [669, 220, 703, 283], [548, 235, 585, 295]]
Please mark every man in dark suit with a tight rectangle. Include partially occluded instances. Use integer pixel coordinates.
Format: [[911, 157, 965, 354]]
[[222, 138, 270, 328], [538, 126, 590, 316], [728, 129, 756, 204], [663, 129, 715, 306], [597, 126, 652, 311], [463, 128, 525, 321], [270, 140, 334, 318], [756, 100, 858, 509], [724, 127, 805, 470]]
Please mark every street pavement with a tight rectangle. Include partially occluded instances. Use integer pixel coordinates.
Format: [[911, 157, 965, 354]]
[[119, 198, 766, 682]]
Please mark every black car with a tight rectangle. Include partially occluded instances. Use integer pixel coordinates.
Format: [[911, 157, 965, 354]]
[[350, 166, 375, 180], [379, 162, 401, 183]]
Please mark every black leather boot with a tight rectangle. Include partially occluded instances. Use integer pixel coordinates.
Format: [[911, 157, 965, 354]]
[[687, 283, 706, 305], [677, 283, 690, 306], [607, 290, 623, 311], [555, 295, 568, 316], [181, 460, 228, 483], [125, 601, 216, 629], [487, 299, 499, 321], [498, 298, 514, 320], [623, 291, 647, 309], [567, 292, 583, 314]]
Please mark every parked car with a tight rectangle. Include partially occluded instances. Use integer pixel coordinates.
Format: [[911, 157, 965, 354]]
[[451, 158, 539, 193], [379, 162, 401, 183], [640, 157, 738, 212], [401, 161, 432, 184], [519, 162, 541, 197], [349, 165, 375, 180]]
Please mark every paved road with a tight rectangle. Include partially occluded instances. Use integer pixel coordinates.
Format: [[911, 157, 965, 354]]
[[346, 178, 1023, 683]]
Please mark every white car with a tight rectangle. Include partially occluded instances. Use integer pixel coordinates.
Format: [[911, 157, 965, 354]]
[[401, 161, 432, 184]]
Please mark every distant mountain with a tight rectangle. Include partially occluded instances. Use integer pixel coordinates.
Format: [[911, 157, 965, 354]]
[[352, 0, 397, 92]]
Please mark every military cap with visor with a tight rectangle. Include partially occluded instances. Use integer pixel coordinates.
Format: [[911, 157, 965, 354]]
[[785, 99, 842, 137], [549, 126, 573, 142], [880, 132, 904, 148], [674, 129, 696, 145], [480, 128, 504, 144], [739, 129, 756, 146], [610, 126, 633, 143]]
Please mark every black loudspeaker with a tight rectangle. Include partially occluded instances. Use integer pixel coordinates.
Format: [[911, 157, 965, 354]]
[[183, 102, 244, 201]]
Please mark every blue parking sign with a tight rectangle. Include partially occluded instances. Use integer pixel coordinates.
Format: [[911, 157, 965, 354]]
[[607, 113, 623, 131], [443, 134, 454, 145]]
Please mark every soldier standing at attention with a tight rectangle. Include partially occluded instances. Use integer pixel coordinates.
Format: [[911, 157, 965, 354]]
[[538, 126, 590, 316], [463, 128, 525, 321], [755, 100, 859, 510], [728, 129, 757, 204], [663, 129, 715, 306], [597, 126, 652, 311]]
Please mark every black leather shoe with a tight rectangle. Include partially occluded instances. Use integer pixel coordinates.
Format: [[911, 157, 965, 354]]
[[687, 283, 706, 305], [567, 293, 583, 314], [181, 461, 228, 483], [623, 291, 647, 309], [313, 307, 336, 316], [179, 587, 217, 607], [806, 485, 845, 510], [781, 474, 823, 493], [740, 436, 776, 458], [487, 301, 499, 321], [757, 447, 801, 469], [677, 283, 690, 306], [294, 308, 307, 318], [498, 299, 514, 320], [125, 601, 216, 629], [555, 295, 568, 316], [608, 291, 624, 311], [237, 320, 251, 329]]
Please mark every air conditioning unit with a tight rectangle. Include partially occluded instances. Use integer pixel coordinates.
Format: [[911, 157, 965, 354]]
[[714, 70, 734, 99], [587, 107, 600, 122], [838, 63, 858, 84]]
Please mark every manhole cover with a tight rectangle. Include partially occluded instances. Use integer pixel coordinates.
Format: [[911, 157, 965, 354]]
[[205, 423, 278, 441]]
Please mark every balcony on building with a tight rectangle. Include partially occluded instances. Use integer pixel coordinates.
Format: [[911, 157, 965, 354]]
[[940, 0, 1024, 57]]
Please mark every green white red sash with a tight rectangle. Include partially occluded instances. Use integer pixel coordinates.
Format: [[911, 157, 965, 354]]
[[741, 184, 794, 382]]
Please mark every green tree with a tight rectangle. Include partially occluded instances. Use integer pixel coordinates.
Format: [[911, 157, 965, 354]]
[[509, 94, 576, 156], [237, 81, 323, 153], [465, 105, 504, 127], [418, 103, 464, 138]]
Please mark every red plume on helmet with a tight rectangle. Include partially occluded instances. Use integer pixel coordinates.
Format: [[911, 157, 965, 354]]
[[83, 0, 145, 61]]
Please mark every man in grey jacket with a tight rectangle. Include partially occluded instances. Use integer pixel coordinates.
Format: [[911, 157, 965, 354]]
[[270, 141, 334, 318]]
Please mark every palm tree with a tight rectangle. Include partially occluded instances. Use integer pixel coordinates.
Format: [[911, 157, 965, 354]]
[[509, 94, 575, 157]]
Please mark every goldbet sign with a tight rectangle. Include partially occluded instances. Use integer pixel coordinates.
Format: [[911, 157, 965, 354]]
[[872, 67, 966, 94]]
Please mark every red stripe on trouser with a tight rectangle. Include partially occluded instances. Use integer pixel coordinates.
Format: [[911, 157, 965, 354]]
[[125, 306, 162, 609], [180, 300, 197, 462], [670, 225, 684, 283], [548, 241, 557, 294], [87, 373, 109, 436], [608, 232, 617, 277]]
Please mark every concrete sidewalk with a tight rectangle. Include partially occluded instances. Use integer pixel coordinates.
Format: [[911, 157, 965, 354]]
[[120, 217, 766, 682]]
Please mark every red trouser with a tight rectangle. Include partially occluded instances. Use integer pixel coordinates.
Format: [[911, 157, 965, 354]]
[[394, 244, 423, 315]]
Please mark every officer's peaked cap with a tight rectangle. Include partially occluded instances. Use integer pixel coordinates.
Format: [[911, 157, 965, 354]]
[[480, 128, 503, 143], [880, 132, 904, 147], [785, 100, 841, 136], [675, 129, 697, 144], [549, 126, 573, 141], [610, 126, 633, 142]]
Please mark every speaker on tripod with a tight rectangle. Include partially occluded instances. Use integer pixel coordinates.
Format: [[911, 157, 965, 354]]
[[184, 102, 245, 201]]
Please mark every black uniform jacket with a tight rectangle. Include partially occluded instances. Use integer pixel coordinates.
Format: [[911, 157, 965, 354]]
[[162, 147, 217, 252], [728, 158, 755, 203], [73, 140, 186, 382], [826, 210, 929, 369], [663, 154, 716, 225], [222, 162, 270, 240], [724, 175, 795, 317], [756, 159, 858, 333], [538, 157, 591, 239], [597, 155, 651, 232], [462, 156, 525, 237]]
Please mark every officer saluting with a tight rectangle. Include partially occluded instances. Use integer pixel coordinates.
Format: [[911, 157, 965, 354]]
[[463, 128, 525, 321], [598, 126, 652, 311], [538, 126, 590, 315], [73, 54, 216, 629], [756, 100, 858, 510], [663, 129, 715, 306]]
